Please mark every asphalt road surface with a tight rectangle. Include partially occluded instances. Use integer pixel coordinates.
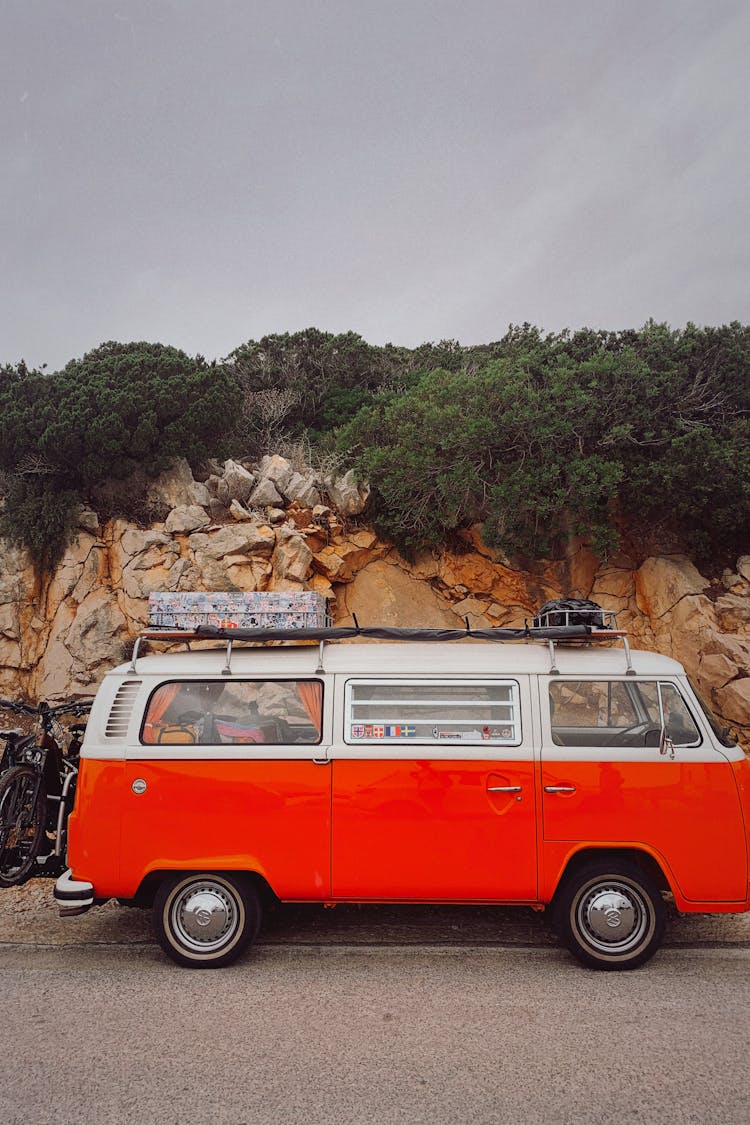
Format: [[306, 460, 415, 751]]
[[1, 885, 749, 1125]]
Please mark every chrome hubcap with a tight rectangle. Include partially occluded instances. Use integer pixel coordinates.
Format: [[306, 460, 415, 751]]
[[577, 880, 649, 953], [170, 881, 241, 953]]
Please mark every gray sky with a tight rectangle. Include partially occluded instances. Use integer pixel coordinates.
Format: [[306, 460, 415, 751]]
[[2, 0, 749, 371]]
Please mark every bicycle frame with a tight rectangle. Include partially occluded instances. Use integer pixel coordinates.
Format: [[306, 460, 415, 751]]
[[0, 699, 91, 883]]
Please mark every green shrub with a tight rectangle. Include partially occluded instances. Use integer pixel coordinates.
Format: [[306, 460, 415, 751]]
[[338, 328, 750, 564], [0, 342, 242, 566]]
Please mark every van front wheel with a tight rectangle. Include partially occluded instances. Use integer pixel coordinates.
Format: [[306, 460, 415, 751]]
[[554, 860, 665, 970], [153, 873, 261, 968]]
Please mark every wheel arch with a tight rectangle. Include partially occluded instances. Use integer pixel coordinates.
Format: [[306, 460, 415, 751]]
[[130, 867, 279, 910], [550, 846, 672, 906]]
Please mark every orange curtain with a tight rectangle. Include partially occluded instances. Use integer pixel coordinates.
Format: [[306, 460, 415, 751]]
[[143, 683, 182, 743], [296, 682, 322, 735]]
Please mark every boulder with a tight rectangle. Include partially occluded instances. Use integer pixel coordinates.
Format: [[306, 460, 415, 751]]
[[247, 524, 277, 557], [722, 570, 743, 591], [46, 534, 103, 616], [222, 460, 255, 504], [635, 556, 708, 620], [229, 500, 253, 521], [451, 597, 494, 627], [283, 471, 321, 508], [192, 457, 224, 483], [63, 589, 127, 676], [258, 454, 294, 494], [737, 556, 750, 583], [340, 559, 457, 628], [189, 553, 238, 591], [189, 523, 276, 562], [714, 677, 750, 732], [208, 498, 230, 522], [697, 652, 739, 689], [325, 469, 370, 516], [313, 547, 353, 583], [77, 507, 100, 535], [287, 507, 315, 530], [273, 530, 313, 582], [592, 568, 635, 601], [0, 603, 20, 640], [165, 506, 210, 534], [148, 459, 211, 509], [249, 478, 284, 507], [121, 529, 174, 558], [714, 594, 750, 633]]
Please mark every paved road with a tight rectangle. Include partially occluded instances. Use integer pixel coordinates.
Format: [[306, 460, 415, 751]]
[[1, 883, 750, 1124], [1, 942, 749, 1125]]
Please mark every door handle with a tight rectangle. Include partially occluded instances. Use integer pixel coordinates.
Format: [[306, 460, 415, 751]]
[[487, 785, 522, 793], [544, 785, 576, 794]]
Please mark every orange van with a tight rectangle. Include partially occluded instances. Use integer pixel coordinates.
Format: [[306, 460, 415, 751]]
[[54, 616, 750, 969]]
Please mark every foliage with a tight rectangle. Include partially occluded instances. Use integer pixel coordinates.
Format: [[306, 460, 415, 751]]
[[337, 323, 750, 563], [228, 328, 460, 449], [2, 322, 749, 569], [0, 342, 241, 566], [0, 476, 81, 568]]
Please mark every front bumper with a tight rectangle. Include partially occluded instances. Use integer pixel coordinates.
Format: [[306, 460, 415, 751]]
[[54, 868, 95, 917]]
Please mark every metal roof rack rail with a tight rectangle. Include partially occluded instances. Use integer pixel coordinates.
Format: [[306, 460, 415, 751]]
[[130, 612, 632, 674]]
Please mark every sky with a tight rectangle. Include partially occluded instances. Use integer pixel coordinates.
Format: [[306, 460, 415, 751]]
[[2, 0, 749, 371]]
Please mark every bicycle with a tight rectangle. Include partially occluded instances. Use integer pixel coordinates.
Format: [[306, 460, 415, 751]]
[[0, 698, 92, 887]]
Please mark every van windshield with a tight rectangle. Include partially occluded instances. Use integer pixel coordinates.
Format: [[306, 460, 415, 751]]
[[687, 679, 737, 748]]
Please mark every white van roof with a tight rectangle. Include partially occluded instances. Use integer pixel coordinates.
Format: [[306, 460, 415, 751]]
[[111, 641, 685, 679]]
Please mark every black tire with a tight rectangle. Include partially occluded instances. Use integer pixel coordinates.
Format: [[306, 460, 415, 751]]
[[0, 765, 47, 887], [554, 859, 666, 970], [152, 873, 261, 968]]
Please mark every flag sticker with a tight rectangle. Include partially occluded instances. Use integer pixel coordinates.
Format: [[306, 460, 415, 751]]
[[351, 724, 365, 739]]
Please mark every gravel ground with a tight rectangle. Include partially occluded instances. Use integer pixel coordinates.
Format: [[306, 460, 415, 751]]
[[2, 877, 750, 950]]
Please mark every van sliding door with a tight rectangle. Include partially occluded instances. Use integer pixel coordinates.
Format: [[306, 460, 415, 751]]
[[330, 675, 538, 901]]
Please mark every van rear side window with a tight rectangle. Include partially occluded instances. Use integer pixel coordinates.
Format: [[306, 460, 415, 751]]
[[141, 679, 323, 746], [345, 679, 521, 744]]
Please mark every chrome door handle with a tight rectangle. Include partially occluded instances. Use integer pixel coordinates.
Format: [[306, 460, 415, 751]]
[[487, 785, 522, 793], [544, 785, 576, 794]]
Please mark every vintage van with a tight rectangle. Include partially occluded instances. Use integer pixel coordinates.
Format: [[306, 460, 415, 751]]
[[54, 618, 750, 970]]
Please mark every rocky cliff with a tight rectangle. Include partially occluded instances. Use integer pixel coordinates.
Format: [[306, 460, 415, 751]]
[[0, 455, 748, 744]]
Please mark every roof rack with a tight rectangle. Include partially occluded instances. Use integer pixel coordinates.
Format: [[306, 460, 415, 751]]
[[129, 620, 633, 677]]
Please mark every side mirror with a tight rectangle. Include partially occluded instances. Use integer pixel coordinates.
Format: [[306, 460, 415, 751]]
[[659, 727, 675, 760]]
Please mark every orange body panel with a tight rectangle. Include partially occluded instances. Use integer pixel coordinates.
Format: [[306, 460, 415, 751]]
[[539, 758, 748, 902], [67, 760, 124, 897], [68, 747, 750, 911], [331, 759, 537, 900], [69, 758, 331, 900]]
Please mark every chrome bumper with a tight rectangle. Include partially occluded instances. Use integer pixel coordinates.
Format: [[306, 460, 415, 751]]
[[54, 868, 95, 917]]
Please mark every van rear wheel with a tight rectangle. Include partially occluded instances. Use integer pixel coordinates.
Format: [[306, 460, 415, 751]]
[[153, 873, 261, 968], [554, 859, 665, 970]]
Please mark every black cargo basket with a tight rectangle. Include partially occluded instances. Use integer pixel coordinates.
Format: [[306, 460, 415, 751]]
[[532, 598, 615, 631]]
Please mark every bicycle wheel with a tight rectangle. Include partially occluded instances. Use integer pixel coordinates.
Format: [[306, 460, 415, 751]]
[[0, 765, 46, 886]]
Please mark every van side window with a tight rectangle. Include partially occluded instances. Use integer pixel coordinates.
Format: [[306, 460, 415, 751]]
[[637, 682, 701, 747], [549, 681, 701, 748], [141, 680, 323, 746], [345, 679, 521, 745]]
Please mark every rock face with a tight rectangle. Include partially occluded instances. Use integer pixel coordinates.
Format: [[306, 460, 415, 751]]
[[0, 458, 749, 749]]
